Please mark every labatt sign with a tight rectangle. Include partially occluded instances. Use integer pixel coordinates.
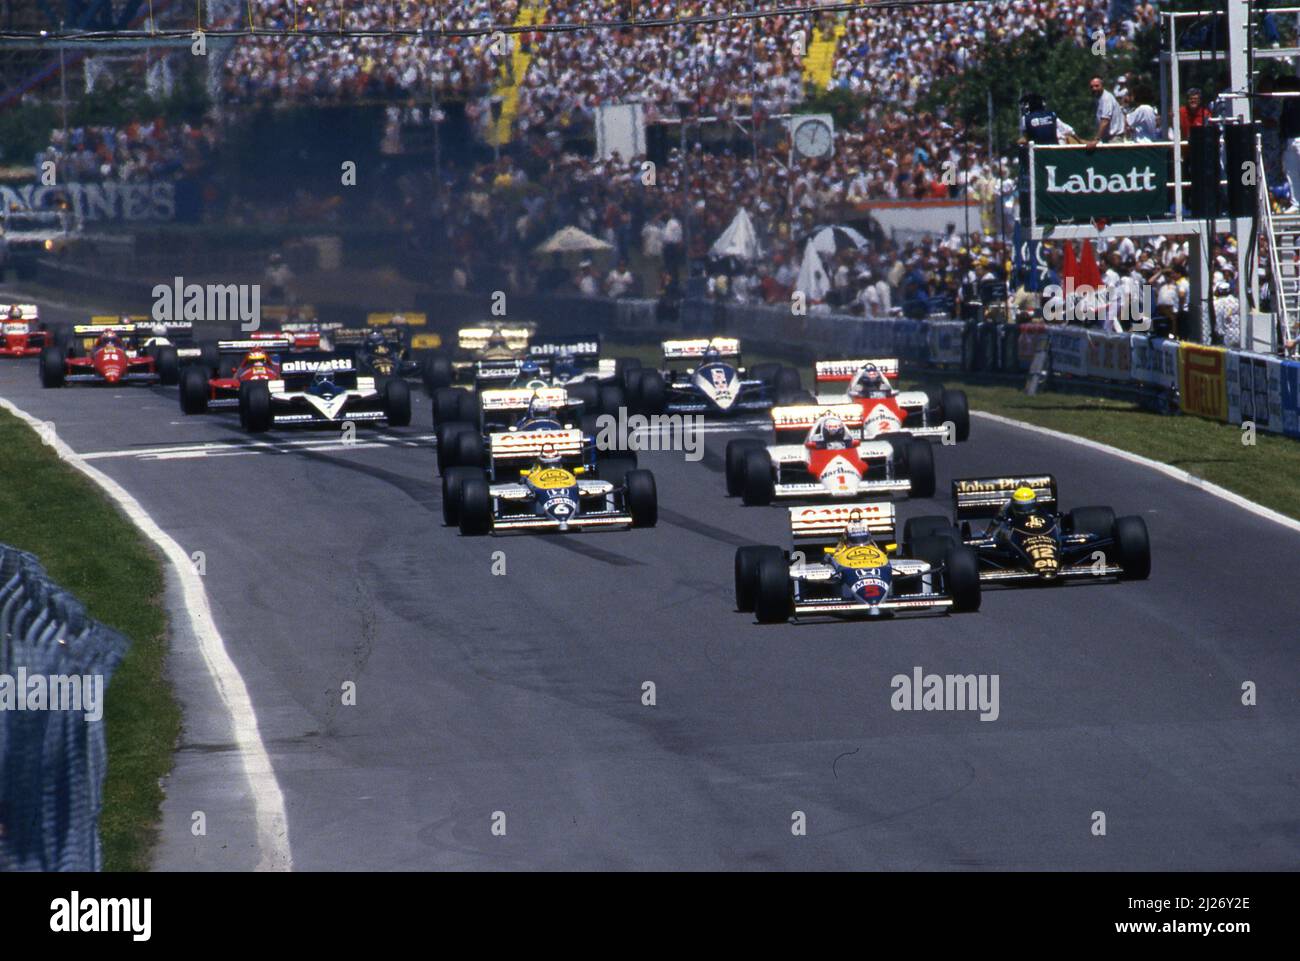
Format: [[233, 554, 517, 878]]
[[1033, 145, 1168, 224]]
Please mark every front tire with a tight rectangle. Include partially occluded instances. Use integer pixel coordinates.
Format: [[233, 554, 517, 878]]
[[636, 369, 666, 415], [625, 469, 658, 527], [754, 556, 793, 623], [383, 377, 412, 427], [735, 545, 784, 612], [939, 388, 970, 442], [905, 439, 935, 498], [39, 345, 64, 387], [423, 353, 453, 393], [1114, 515, 1151, 580], [179, 365, 209, 414], [741, 448, 775, 505], [156, 346, 179, 386], [458, 478, 493, 536], [432, 387, 463, 427], [241, 381, 271, 433], [945, 546, 982, 612], [441, 466, 483, 526], [725, 439, 766, 497]]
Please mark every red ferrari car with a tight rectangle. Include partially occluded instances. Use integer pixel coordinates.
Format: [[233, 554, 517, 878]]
[[40, 325, 179, 388], [179, 338, 288, 414], [0, 303, 49, 358]]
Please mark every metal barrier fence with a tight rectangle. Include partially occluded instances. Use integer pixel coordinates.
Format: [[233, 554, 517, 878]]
[[0, 543, 129, 872]]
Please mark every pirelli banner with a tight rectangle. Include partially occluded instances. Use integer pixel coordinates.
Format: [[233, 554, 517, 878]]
[[1178, 344, 1229, 422], [1031, 143, 1170, 225]]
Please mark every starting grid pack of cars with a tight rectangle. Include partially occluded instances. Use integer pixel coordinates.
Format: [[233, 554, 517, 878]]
[[14, 303, 1151, 624]]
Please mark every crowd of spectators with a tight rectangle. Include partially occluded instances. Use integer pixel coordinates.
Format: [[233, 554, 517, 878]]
[[34, 118, 218, 184]]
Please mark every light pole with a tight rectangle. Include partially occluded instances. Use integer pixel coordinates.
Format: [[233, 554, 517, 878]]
[[676, 98, 692, 282]]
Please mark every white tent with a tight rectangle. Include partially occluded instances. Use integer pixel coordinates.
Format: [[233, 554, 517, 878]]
[[533, 226, 614, 255], [794, 240, 830, 302], [709, 208, 763, 261]]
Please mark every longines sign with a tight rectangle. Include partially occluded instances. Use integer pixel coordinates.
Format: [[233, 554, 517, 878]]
[[0, 182, 175, 222], [1032, 145, 1169, 224]]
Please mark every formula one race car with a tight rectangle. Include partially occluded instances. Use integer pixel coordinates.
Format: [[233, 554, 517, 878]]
[[40, 323, 181, 387], [0, 303, 50, 357], [812, 358, 970, 442], [178, 338, 290, 414], [69, 315, 214, 369], [626, 337, 802, 417], [421, 323, 538, 393], [734, 502, 980, 623], [725, 406, 936, 505], [445, 426, 657, 536], [237, 349, 411, 432], [237, 306, 342, 351], [435, 384, 587, 473], [901, 474, 1151, 585]]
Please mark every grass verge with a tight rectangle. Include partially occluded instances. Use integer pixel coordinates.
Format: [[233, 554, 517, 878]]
[[606, 338, 1300, 522], [0, 407, 178, 871]]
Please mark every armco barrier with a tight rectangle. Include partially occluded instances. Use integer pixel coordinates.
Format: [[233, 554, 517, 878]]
[[0, 543, 128, 871]]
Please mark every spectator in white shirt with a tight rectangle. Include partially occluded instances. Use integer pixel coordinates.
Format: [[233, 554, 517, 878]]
[[1087, 75, 1125, 147]]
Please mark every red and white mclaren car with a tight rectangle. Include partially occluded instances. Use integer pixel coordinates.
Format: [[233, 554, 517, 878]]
[[40, 324, 180, 387], [812, 358, 970, 443], [0, 303, 49, 357], [724, 406, 936, 506]]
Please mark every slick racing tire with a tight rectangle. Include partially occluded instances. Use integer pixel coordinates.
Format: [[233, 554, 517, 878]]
[[774, 366, 802, 398], [750, 362, 780, 388], [614, 357, 641, 386], [567, 381, 599, 416], [458, 477, 493, 536], [635, 369, 666, 415], [423, 353, 453, 393], [383, 377, 412, 427], [753, 555, 793, 624], [454, 429, 487, 469], [741, 448, 776, 506], [884, 435, 910, 473], [39, 345, 65, 388], [626, 469, 658, 527], [179, 365, 209, 414], [904, 439, 935, 499], [1113, 515, 1151, 580], [240, 381, 272, 433], [199, 343, 221, 376], [908, 535, 957, 570], [156, 346, 180, 386], [725, 439, 766, 497], [432, 387, 463, 427], [457, 388, 479, 424], [623, 368, 644, 405], [903, 515, 957, 552], [945, 546, 982, 612], [939, 388, 971, 442], [441, 466, 483, 527], [598, 384, 626, 418], [735, 545, 785, 613], [599, 456, 637, 488], [1066, 506, 1116, 540], [436, 421, 474, 473]]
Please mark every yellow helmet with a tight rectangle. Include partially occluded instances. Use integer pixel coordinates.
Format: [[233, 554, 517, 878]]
[[1011, 486, 1037, 516]]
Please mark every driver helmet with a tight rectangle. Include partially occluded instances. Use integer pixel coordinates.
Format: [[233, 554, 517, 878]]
[[1010, 485, 1038, 518], [552, 350, 578, 379], [98, 330, 123, 348], [852, 363, 889, 396], [366, 330, 386, 349], [244, 349, 270, 369], [819, 414, 850, 447], [537, 444, 563, 470], [702, 345, 722, 364], [487, 330, 508, 349], [527, 395, 557, 421], [7, 305, 23, 321], [841, 518, 876, 549], [118, 314, 133, 324], [518, 359, 542, 380]]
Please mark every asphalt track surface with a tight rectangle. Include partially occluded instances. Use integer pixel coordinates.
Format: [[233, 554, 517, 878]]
[[3, 295, 1298, 870]]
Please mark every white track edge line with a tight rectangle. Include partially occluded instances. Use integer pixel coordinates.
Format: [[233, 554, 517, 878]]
[[0, 397, 293, 870], [972, 410, 1300, 535]]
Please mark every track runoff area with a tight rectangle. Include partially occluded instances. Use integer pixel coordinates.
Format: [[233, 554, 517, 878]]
[[0, 295, 1294, 932]]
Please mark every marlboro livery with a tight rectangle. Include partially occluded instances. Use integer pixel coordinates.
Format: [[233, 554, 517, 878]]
[[0, 304, 48, 357], [899, 474, 1151, 586], [733, 503, 980, 623], [626, 337, 803, 417], [724, 408, 936, 505], [236, 350, 411, 432], [813, 358, 970, 442], [448, 430, 657, 535], [179, 338, 291, 414], [40, 324, 180, 388]]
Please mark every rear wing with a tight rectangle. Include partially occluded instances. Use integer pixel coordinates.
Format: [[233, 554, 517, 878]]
[[367, 312, 426, 327], [277, 352, 358, 383], [662, 337, 741, 361], [528, 335, 601, 359], [479, 386, 572, 412], [952, 475, 1058, 519], [262, 305, 318, 323], [458, 325, 535, 351], [89, 314, 149, 326], [331, 325, 407, 345], [788, 502, 897, 547], [0, 304, 38, 321], [814, 358, 900, 385], [73, 323, 136, 336], [218, 338, 290, 353], [771, 403, 865, 439], [490, 428, 586, 463]]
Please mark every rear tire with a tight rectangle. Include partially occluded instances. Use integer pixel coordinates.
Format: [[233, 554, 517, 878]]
[[199, 343, 220, 376], [567, 381, 599, 416], [454, 429, 486, 468], [423, 353, 453, 393], [939, 388, 970, 442], [457, 388, 479, 424], [750, 362, 780, 388], [39, 345, 64, 387], [598, 384, 626, 418], [441, 466, 483, 526], [615, 357, 641, 386], [179, 365, 209, 414], [458, 478, 493, 536], [599, 456, 638, 488], [905, 439, 935, 498], [436, 421, 474, 473], [945, 546, 982, 612], [383, 377, 411, 426], [156, 346, 179, 386], [1113, 515, 1151, 580], [735, 545, 784, 612], [903, 515, 956, 551], [432, 387, 463, 426], [626, 469, 658, 527], [1067, 506, 1116, 540], [636, 369, 666, 415], [741, 448, 775, 506], [775, 366, 801, 398], [241, 381, 271, 433], [725, 439, 766, 497], [754, 556, 793, 623]]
